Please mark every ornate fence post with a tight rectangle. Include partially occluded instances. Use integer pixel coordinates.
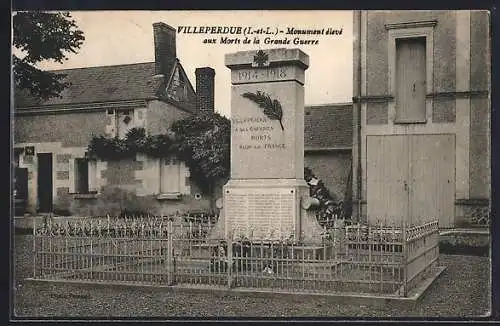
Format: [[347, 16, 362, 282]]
[[227, 230, 233, 289], [434, 220, 439, 264], [32, 217, 37, 278], [402, 220, 408, 297], [141, 221, 145, 283], [167, 220, 174, 286], [89, 220, 93, 281]]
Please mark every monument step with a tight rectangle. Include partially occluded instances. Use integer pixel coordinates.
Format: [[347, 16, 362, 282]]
[[178, 260, 342, 275], [186, 243, 348, 260]]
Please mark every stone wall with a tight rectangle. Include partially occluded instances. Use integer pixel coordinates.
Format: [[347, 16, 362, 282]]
[[146, 100, 191, 135], [470, 11, 490, 92], [365, 11, 457, 97], [469, 97, 490, 199], [70, 156, 212, 216], [15, 110, 108, 147], [70, 191, 212, 217], [102, 158, 143, 189]]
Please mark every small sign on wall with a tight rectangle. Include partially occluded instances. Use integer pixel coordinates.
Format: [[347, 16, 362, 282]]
[[24, 146, 35, 156]]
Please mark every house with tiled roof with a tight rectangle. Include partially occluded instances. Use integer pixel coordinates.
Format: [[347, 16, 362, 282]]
[[13, 22, 353, 217], [14, 23, 219, 216]]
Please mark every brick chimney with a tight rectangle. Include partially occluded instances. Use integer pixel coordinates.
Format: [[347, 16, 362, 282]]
[[153, 22, 176, 76], [195, 67, 215, 114]]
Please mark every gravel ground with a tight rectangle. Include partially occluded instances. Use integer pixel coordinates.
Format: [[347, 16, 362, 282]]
[[12, 234, 491, 319]]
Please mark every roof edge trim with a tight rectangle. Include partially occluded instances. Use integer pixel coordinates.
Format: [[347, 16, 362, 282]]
[[15, 99, 149, 115]]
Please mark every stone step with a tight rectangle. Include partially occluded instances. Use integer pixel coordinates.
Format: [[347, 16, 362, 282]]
[[188, 243, 347, 259]]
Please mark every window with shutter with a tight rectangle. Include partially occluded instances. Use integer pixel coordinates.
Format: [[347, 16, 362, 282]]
[[73, 158, 97, 194], [386, 21, 435, 125], [157, 157, 190, 199], [160, 157, 181, 194]]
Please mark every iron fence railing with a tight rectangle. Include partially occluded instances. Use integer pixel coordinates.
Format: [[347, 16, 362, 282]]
[[31, 216, 440, 297]]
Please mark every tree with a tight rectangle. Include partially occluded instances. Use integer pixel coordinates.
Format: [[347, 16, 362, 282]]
[[13, 11, 85, 99], [170, 112, 231, 194]]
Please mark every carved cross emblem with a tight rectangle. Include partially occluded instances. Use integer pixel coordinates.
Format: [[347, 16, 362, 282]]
[[253, 50, 269, 67]]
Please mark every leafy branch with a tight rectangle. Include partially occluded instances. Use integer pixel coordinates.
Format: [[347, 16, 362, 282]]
[[87, 128, 175, 160], [13, 11, 85, 100], [242, 91, 284, 131], [87, 112, 231, 194]]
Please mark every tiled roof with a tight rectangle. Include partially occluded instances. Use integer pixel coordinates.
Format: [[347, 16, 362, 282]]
[[304, 103, 353, 149], [14, 62, 169, 108]]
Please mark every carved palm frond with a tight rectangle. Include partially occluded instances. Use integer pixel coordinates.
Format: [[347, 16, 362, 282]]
[[241, 91, 284, 131]]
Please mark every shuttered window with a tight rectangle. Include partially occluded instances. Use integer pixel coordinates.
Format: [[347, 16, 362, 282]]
[[159, 157, 190, 195], [73, 158, 97, 194], [160, 157, 181, 194]]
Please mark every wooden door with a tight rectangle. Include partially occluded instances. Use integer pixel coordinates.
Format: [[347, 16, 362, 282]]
[[366, 134, 455, 227], [366, 135, 409, 225], [410, 134, 455, 227], [395, 37, 427, 122]]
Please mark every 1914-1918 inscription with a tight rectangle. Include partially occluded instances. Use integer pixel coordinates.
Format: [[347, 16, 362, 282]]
[[234, 66, 288, 83]]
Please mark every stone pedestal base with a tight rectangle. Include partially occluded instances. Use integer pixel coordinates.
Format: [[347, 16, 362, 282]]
[[209, 179, 324, 245]]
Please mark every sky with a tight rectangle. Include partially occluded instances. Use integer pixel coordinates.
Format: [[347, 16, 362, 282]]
[[34, 11, 353, 117]]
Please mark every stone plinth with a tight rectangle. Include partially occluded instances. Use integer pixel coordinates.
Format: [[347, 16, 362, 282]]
[[220, 48, 323, 244]]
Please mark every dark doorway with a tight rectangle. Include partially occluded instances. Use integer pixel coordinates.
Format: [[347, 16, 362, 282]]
[[37, 153, 53, 213], [14, 167, 28, 215]]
